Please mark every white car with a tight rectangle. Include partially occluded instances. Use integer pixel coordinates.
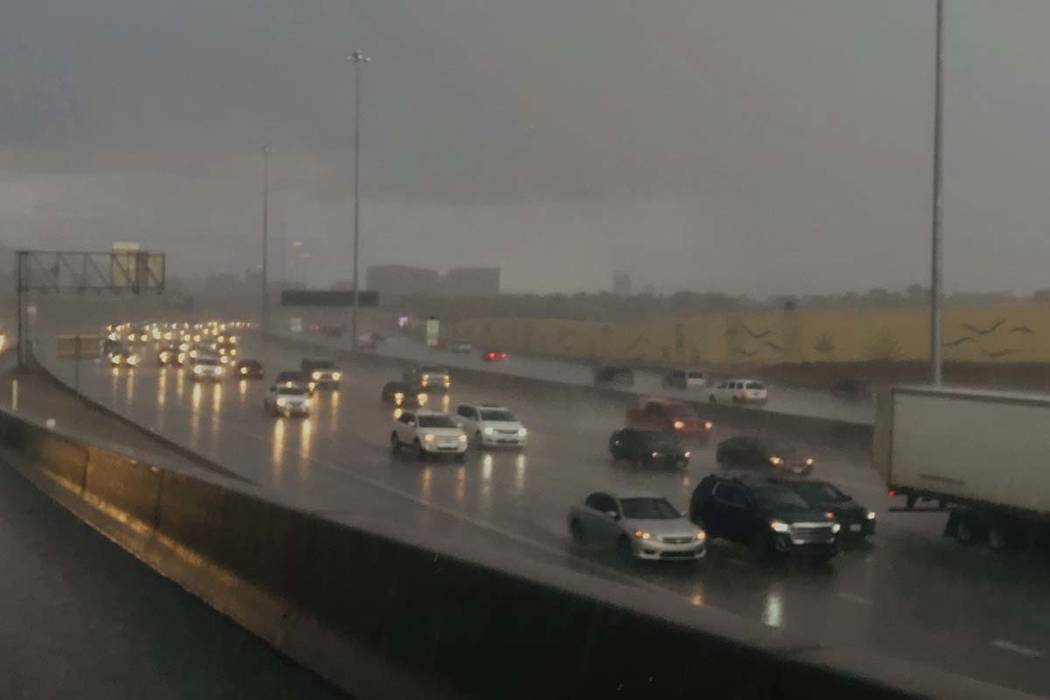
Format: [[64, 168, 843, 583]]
[[190, 354, 225, 381], [264, 383, 312, 417], [454, 403, 527, 448], [390, 410, 467, 461], [568, 492, 706, 562], [708, 379, 768, 404]]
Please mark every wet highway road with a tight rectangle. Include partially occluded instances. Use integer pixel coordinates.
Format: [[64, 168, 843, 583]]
[[44, 334, 1050, 697], [297, 331, 876, 424]]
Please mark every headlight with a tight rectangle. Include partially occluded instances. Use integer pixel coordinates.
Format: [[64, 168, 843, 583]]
[[444, 379, 452, 387], [193, 366, 204, 374], [127, 354, 140, 366], [177, 353, 186, 363], [229, 335, 238, 344], [484, 427, 496, 436], [424, 434, 436, 443], [805, 458, 814, 466], [422, 374, 430, 382], [769, 456, 783, 466], [312, 371, 322, 380], [673, 420, 685, 430], [684, 451, 692, 459], [332, 372, 342, 381], [704, 421, 713, 430], [417, 394, 428, 406], [633, 529, 652, 540], [831, 523, 842, 534], [218, 335, 226, 343], [866, 511, 877, 520], [651, 451, 660, 458], [770, 520, 791, 533], [695, 529, 707, 542], [109, 355, 121, 365], [220, 355, 229, 364], [240, 367, 248, 375], [393, 392, 404, 402], [159, 352, 170, 362], [517, 427, 527, 437], [458, 434, 468, 443]]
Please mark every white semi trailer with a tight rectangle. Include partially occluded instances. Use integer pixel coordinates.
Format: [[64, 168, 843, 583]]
[[873, 385, 1050, 550]]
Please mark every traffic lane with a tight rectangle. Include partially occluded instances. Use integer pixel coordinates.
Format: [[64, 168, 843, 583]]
[[78, 342, 1050, 694], [301, 332, 875, 424], [66, 357, 679, 592]]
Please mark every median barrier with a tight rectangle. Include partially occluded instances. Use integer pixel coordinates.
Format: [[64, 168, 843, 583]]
[[264, 331, 874, 452]]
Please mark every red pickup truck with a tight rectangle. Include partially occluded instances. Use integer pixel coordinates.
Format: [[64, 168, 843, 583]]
[[626, 398, 714, 441]]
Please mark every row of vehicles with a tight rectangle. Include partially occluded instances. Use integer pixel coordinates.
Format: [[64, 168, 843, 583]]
[[592, 365, 769, 404], [586, 390, 871, 564]]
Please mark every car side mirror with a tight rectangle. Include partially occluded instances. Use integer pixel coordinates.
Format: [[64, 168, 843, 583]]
[[606, 511, 620, 520]]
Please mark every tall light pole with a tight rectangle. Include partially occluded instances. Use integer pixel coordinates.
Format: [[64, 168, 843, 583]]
[[261, 145, 272, 331], [930, 0, 945, 384], [348, 50, 370, 346]]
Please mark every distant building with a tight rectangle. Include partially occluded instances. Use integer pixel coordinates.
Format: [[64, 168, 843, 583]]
[[612, 271, 632, 296], [366, 265, 440, 296], [439, 267, 500, 297]]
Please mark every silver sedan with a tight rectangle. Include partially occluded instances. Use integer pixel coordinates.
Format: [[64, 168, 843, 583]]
[[568, 492, 706, 562]]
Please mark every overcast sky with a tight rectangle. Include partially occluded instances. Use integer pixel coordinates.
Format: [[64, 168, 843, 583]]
[[2, 1, 1050, 295]]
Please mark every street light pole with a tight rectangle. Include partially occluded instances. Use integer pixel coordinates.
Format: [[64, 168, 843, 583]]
[[930, 0, 945, 384], [261, 146, 272, 331], [348, 50, 370, 347]]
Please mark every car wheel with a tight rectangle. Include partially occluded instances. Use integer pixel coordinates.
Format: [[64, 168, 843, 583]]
[[617, 536, 635, 565], [749, 532, 772, 561], [570, 519, 584, 542], [454, 452, 466, 463], [988, 524, 1010, 552], [475, 431, 483, 448], [708, 395, 717, 404], [954, 515, 979, 546], [390, 432, 400, 451], [413, 440, 426, 461]]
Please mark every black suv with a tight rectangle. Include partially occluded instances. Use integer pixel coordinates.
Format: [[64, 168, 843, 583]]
[[608, 428, 690, 467], [689, 474, 839, 562], [780, 478, 875, 539]]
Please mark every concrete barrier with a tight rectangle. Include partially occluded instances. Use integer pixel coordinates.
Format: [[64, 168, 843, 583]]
[[263, 331, 875, 452], [0, 404, 1033, 699]]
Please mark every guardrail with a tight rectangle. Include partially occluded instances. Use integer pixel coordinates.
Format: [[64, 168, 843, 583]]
[[0, 386, 1026, 698], [263, 331, 875, 452]]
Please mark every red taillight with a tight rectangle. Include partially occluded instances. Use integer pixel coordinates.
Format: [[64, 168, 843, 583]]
[[487, 352, 495, 359], [887, 490, 896, 497], [500, 352, 508, 359]]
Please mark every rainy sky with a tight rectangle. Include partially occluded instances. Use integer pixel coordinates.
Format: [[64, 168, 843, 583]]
[[2, 1, 1050, 295]]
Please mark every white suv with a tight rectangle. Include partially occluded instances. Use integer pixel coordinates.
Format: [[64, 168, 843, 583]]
[[391, 410, 467, 460], [708, 379, 768, 404], [454, 403, 528, 448]]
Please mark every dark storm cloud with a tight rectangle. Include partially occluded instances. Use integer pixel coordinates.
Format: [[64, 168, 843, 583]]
[[2, 2, 1050, 294]]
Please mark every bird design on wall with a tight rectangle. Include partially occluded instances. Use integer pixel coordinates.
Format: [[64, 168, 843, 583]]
[[960, 319, 1005, 336]]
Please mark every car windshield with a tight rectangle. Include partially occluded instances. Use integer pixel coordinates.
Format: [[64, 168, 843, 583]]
[[480, 409, 516, 422], [277, 387, 305, 396], [745, 381, 765, 390], [620, 498, 680, 520], [196, 358, 219, 366], [306, 361, 336, 369], [752, 486, 811, 512], [790, 482, 849, 503], [418, 415, 457, 428], [687, 371, 704, 378]]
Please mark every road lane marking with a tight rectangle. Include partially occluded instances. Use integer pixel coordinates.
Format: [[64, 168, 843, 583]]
[[836, 593, 872, 606], [990, 639, 1043, 658]]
